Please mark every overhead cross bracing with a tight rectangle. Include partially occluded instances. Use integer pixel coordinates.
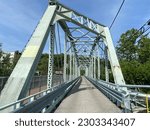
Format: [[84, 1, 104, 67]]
[[55, 1, 125, 84], [0, 0, 149, 113]]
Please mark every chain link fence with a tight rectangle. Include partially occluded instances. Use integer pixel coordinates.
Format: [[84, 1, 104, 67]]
[[0, 74, 64, 96]]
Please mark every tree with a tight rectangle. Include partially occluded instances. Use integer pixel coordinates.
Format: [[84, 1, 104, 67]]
[[117, 28, 140, 61], [36, 53, 64, 75], [1, 53, 11, 76], [138, 37, 150, 63], [37, 54, 49, 75], [116, 28, 150, 86], [12, 51, 21, 69]]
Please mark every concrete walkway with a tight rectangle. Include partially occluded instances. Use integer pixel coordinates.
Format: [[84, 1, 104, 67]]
[[55, 77, 121, 113]]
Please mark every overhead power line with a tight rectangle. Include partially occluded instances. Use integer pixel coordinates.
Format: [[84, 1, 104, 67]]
[[109, 0, 126, 29]]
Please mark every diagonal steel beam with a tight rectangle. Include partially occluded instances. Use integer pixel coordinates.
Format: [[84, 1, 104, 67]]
[[56, 1, 106, 36], [0, 5, 57, 108], [58, 21, 79, 66]]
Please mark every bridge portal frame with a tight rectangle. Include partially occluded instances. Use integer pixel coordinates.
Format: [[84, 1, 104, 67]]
[[0, 1, 130, 111]]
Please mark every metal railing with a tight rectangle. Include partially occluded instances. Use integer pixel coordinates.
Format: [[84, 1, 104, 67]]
[[0, 77, 80, 113], [0, 75, 64, 95], [86, 77, 150, 113], [86, 77, 124, 109]]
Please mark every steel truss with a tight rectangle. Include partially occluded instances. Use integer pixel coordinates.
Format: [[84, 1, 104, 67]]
[[0, 0, 130, 111]]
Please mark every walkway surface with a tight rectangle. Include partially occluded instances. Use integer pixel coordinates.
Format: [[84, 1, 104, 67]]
[[55, 77, 121, 113]]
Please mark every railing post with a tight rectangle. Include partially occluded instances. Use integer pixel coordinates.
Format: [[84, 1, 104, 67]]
[[14, 102, 21, 110], [122, 94, 131, 113]]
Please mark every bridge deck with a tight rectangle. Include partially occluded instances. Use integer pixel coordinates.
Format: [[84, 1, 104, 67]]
[[55, 77, 121, 113]]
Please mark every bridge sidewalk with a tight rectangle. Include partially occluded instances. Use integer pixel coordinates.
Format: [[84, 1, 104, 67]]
[[55, 77, 121, 113]]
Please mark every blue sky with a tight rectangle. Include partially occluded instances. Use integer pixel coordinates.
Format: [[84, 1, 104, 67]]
[[0, 0, 150, 52]]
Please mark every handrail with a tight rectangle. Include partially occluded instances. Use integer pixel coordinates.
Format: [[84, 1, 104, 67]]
[[120, 84, 150, 88], [96, 79, 150, 88], [0, 77, 80, 113], [86, 77, 123, 107], [86, 77, 150, 113], [0, 84, 59, 111]]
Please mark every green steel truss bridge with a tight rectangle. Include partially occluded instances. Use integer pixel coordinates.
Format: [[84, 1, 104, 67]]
[[0, 0, 150, 113]]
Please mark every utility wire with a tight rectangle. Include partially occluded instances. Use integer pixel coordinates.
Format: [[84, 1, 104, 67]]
[[109, 0, 126, 29]]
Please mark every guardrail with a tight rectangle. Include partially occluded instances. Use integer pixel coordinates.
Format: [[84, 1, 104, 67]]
[[86, 77, 124, 110], [86, 77, 150, 113], [0, 77, 80, 113]]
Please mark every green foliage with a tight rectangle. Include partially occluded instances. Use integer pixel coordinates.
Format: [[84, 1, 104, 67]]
[[117, 28, 140, 61], [117, 28, 150, 93], [138, 37, 150, 63], [0, 52, 64, 76], [54, 54, 64, 71], [37, 54, 64, 75], [0, 53, 12, 76], [37, 54, 49, 75], [120, 60, 139, 84], [80, 70, 85, 75], [12, 51, 21, 68]]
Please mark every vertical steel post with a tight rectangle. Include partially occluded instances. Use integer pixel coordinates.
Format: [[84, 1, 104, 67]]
[[75, 60, 77, 78], [47, 25, 55, 89], [88, 67, 90, 77], [63, 34, 67, 82], [88, 65, 90, 78], [74, 55, 77, 78], [69, 46, 72, 81], [85, 67, 88, 76], [94, 49, 96, 79], [72, 53, 75, 79], [105, 47, 109, 82], [0, 43, 2, 75], [97, 44, 100, 80], [78, 66, 80, 76], [103, 27, 131, 112], [91, 57, 94, 78], [89, 63, 92, 78], [85, 67, 87, 76], [76, 64, 78, 77]]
